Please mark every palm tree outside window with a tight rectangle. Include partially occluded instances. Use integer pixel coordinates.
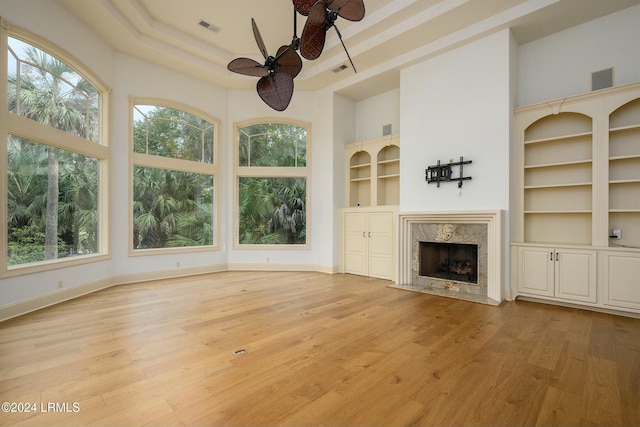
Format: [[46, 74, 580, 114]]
[[131, 102, 218, 251], [235, 121, 309, 246], [4, 32, 108, 273]]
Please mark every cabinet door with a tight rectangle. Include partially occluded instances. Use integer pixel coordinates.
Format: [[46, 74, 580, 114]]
[[367, 211, 393, 280], [555, 250, 597, 303], [344, 212, 367, 276], [603, 252, 640, 310], [518, 247, 554, 297]]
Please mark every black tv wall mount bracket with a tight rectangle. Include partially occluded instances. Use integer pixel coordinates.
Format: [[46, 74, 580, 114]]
[[426, 156, 472, 188]]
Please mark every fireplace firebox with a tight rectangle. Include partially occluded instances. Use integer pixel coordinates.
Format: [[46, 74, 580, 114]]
[[419, 242, 478, 284]]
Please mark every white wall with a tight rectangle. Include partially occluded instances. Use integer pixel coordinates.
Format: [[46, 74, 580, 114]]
[[225, 89, 336, 271], [355, 89, 400, 142], [3, 0, 638, 312], [400, 30, 513, 295], [400, 30, 512, 213], [0, 0, 341, 314], [332, 93, 357, 264], [518, 4, 640, 107], [111, 53, 229, 279], [0, 0, 116, 307]]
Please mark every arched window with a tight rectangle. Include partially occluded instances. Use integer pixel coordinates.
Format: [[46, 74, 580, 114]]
[[3, 25, 110, 275], [235, 120, 309, 247], [131, 101, 219, 251]]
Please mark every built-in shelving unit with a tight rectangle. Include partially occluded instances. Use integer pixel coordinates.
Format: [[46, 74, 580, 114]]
[[377, 145, 400, 206], [522, 113, 593, 245], [609, 98, 640, 248], [345, 134, 399, 207], [512, 82, 640, 316], [349, 151, 371, 207], [341, 134, 400, 281]]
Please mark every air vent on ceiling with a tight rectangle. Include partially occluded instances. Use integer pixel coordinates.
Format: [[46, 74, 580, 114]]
[[332, 64, 348, 73], [198, 19, 220, 33]]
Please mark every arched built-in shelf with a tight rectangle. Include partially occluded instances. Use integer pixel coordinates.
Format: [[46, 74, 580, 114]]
[[609, 98, 640, 246], [522, 112, 593, 245]]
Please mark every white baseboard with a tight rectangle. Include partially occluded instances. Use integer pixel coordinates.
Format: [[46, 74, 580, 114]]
[[227, 263, 336, 274], [114, 264, 228, 286], [0, 263, 339, 322], [0, 277, 115, 322]]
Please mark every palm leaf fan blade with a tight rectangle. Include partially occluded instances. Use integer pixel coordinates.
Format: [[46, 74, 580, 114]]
[[252, 18, 269, 59], [275, 46, 302, 78], [300, 1, 327, 60], [292, 0, 325, 16], [227, 58, 269, 77], [329, 0, 365, 21], [257, 73, 294, 112]]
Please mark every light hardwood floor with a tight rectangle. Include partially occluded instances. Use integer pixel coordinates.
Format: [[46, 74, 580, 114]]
[[1, 271, 639, 426]]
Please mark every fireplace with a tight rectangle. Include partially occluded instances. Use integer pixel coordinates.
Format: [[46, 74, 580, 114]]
[[395, 211, 504, 305], [419, 242, 478, 284]]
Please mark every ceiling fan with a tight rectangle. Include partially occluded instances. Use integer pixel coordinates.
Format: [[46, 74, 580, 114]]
[[293, 0, 365, 72], [227, 15, 302, 111], [227, 1, 365, 111]]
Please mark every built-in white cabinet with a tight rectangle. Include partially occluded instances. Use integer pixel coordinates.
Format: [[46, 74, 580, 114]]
[[517, 246, 596, 303], [512, 82, 640, 316], [340, 135, 399, 281], [342, 208, 396, 280], [601, 251, 640, 311]]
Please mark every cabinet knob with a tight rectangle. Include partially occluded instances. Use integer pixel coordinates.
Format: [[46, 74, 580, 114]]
[[550, 251, 553, 261]]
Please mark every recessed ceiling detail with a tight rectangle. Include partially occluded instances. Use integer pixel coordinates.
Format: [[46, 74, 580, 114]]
[[59, 0, 640, 101]]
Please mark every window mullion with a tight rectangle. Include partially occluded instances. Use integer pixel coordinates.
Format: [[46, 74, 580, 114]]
[[7, 114, 108, 158]]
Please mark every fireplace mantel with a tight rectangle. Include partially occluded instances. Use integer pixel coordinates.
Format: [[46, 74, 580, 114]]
[[396, 210, 504, 305]]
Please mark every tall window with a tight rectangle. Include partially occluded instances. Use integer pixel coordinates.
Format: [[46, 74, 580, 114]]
[[236, 120, 309, 246], [132, 102, 218, 251], [3, 29, 109, 274]]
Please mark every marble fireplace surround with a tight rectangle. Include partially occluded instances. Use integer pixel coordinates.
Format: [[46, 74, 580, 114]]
[[395, 211, 504, 306]]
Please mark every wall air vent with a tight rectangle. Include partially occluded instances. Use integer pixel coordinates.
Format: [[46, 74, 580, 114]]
[[591, 67, 613, 91]]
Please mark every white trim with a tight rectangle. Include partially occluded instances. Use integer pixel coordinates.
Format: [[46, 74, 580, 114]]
[[516, 295, 640, 319], [227, 263, 336, 274], [114, 264, 228, 286]]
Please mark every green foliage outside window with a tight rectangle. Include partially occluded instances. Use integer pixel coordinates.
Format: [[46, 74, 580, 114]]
[[237, 122, 308, 245], [6, 37, 101, 266], [133, 166, 213, 249], [132, 105, 216, 250], [134, 105, 214, 163], [8, 38, 100, 142], [7, 137, 99, 265], [239, 177, 306, 245], [239, 123, 306, 167]]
